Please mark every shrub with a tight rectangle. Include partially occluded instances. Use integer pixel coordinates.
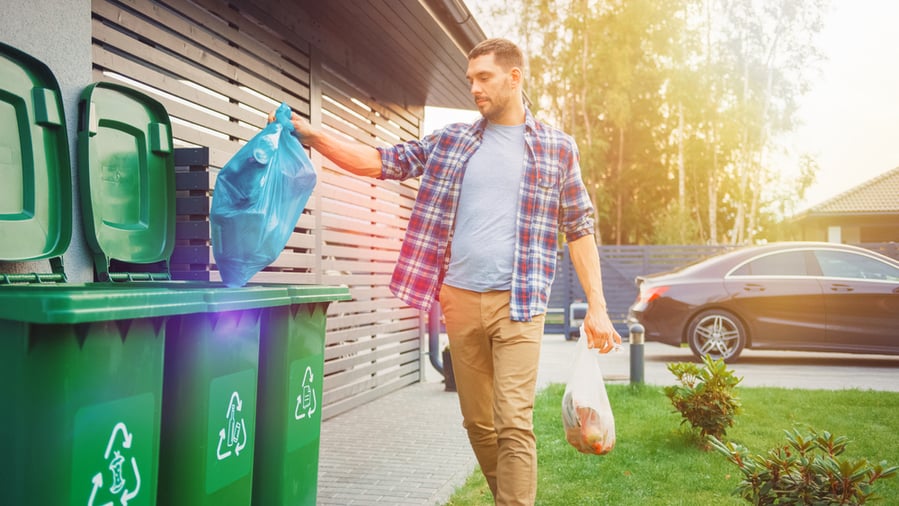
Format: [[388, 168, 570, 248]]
[[710, 428, 898, 504], [664, 354, 742, 441]]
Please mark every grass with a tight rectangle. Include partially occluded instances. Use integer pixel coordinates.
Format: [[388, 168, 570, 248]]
[[445, 384, 899, 505]]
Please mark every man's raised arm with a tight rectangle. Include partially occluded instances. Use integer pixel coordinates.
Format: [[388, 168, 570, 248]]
[[270, 110, 382, 178]]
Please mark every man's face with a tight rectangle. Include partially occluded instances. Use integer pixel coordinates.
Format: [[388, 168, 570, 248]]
[[465, 53, 517, 122]]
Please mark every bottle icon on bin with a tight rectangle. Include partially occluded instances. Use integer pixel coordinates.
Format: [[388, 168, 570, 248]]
[[227, 401, 243, 446], [216, 391, 247, 460], [295, 366, 317, 421]]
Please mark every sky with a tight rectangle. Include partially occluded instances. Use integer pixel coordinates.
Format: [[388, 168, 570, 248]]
[[425, 0, 899, 212], [787, 0, 899, 209]]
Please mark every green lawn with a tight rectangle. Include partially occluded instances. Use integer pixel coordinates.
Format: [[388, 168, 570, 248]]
[[446, 384, 899, 505]]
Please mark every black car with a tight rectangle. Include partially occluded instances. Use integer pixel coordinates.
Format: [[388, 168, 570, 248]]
[[627, 242, 899, 362]]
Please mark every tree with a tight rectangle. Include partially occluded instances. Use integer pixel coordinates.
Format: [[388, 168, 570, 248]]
[[714, 0, 827, 243], [472, 0, 826, 245], [511, 0, 687, 244]]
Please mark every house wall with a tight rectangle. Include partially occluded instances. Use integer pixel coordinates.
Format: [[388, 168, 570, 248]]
[[801, 217, 899, 244], [800, 226, 827, 242], [860, 221, 899, 242], [842, 225, 861, 244], [0, 0, 94, 282]]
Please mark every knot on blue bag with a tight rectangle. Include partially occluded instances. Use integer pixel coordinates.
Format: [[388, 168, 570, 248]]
[[210, 102, 316, 287]]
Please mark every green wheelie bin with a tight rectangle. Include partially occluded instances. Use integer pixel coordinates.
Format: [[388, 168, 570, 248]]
[[156, 287, 285, 506], [253, 286, 349, 505], [0, 284, 209, 506], [0, 41, 200, 506]]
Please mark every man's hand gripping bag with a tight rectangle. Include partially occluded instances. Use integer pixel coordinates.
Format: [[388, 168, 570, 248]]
[[210, 102, 316, 286], [561, 327, 616, 455]]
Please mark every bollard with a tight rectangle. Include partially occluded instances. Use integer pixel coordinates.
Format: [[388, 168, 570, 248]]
[[629, 323, 645, 385]]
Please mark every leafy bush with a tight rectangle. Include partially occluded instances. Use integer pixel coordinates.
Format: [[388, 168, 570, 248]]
[[710, 428, 898, 505], [664, 354, 742, 440]]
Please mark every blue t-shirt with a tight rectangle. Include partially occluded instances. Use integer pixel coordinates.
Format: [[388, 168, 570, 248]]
[[444, 122, 527, 292]]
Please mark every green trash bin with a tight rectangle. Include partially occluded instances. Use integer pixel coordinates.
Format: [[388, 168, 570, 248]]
[[156, 285, 289, 506], [1, 41, 198, 505], [253, 286, 350, 506], [0, 284, 209, 506]]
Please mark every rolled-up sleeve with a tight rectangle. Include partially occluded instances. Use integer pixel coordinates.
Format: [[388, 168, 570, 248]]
[[558, 139, 595, 242], [378, 134, 437, 181]]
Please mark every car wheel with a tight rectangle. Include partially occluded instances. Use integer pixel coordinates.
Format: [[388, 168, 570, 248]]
[[687, 309, 746, 363]]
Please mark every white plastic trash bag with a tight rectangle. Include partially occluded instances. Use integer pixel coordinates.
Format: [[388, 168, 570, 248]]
[[561, 326, 616, 455]]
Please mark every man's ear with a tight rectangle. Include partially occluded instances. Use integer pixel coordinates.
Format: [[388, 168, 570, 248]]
[[509, 67, 522, 87]]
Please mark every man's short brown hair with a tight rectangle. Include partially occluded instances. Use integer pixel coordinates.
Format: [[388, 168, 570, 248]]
[[468, 38, 524, 71]]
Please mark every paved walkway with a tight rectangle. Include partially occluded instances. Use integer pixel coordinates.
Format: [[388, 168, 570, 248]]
[[316, 334, 899, 505]]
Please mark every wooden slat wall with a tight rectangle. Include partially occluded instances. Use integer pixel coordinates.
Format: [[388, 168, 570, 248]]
[[91, 0, 424, 420], [316, 60, 423, 418]]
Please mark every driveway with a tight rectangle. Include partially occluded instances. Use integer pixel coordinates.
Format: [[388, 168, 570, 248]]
[[538, 334, 899, 392]]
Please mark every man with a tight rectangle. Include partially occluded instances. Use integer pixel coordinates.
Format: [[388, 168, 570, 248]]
[[277, 38, 621, 505]]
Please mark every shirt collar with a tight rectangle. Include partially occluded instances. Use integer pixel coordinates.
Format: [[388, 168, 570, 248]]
[[471, 106, 536, 137]]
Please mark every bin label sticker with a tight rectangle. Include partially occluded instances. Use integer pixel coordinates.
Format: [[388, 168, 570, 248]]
[[89, 423, 142, 506], [206, 369, 256, 494], [216, 392, 248, 460], [287, 357, 323, 452], [294, 365, 317, 421], [72, 393, 156, 506]]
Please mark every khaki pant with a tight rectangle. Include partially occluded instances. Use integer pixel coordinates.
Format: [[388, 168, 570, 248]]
[[439, 285, 544, 506]]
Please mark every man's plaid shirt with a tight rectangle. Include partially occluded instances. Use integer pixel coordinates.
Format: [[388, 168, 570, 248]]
[[378, 108, 595, 321]]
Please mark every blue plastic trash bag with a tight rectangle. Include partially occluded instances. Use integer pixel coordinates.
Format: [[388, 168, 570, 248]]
[[210, 102, 316, 286]]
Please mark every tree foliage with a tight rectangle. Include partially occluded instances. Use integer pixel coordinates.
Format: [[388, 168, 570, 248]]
[[475, 0, 827, 245]]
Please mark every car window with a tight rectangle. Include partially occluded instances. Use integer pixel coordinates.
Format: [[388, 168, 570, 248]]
[[814, 250, 899, 281], [731, 251, 808, 276]]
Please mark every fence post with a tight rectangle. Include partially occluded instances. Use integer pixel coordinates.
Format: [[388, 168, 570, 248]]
[[629, 323, 645, 385]]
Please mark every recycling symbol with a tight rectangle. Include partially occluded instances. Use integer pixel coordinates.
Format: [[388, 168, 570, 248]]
[[216, 391, 248, 460], [294, 366, 317, 421], [89, 422, 141, 506]]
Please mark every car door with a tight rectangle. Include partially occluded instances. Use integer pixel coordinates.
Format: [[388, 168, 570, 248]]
[[813, 250, 899, 352], [724, 250, 825, 348]]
